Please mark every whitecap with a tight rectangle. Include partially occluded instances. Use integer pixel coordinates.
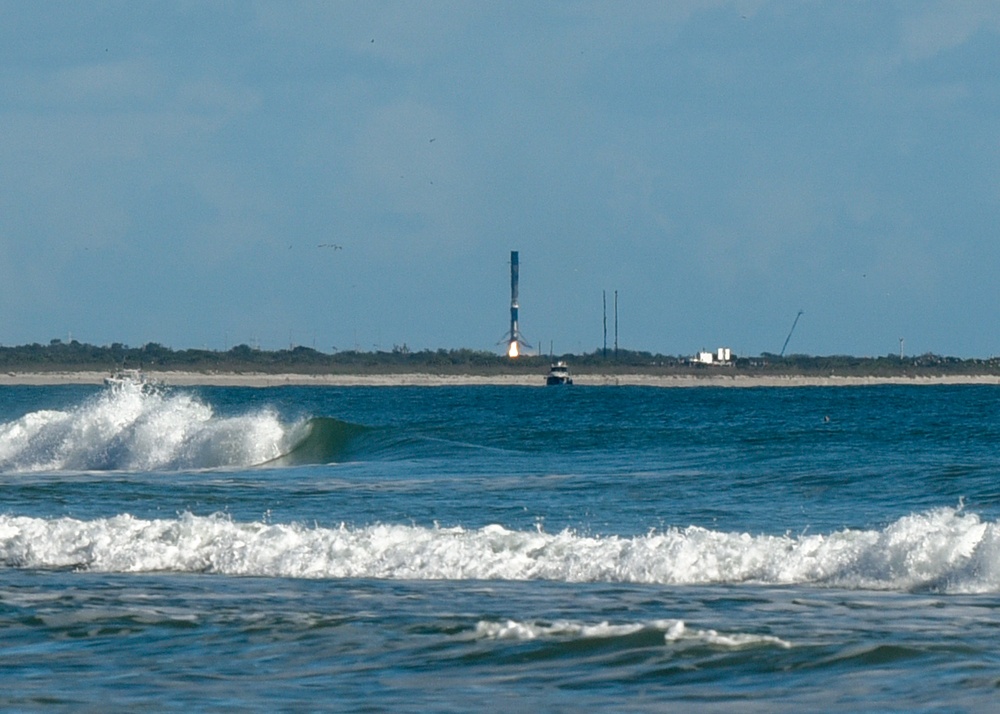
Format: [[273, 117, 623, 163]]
[[0, 507, 996, 593]]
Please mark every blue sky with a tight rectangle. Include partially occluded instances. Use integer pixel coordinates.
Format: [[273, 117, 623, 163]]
[[2, 1, 999, 357]]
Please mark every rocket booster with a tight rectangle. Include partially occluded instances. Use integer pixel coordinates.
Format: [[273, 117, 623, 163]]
[[510, 250, 519, 343]]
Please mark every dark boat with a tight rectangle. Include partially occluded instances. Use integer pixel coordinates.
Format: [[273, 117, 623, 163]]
[[546, 361, 573, 386]]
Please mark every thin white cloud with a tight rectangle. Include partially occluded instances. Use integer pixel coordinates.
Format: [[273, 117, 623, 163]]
[[900, 0, 1000, 63]]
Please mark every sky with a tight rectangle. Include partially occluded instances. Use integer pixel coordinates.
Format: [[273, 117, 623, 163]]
[[2, 1, 1000, 358]]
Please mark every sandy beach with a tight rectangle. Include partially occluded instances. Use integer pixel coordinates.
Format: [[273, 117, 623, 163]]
[[2, 370, 1000, 388]]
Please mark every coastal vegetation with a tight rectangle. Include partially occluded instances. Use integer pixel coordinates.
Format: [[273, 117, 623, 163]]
[[2, 340, 1000, 377]]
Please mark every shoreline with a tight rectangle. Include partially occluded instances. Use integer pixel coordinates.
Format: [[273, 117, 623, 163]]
[[3, 370, 1000, 388]]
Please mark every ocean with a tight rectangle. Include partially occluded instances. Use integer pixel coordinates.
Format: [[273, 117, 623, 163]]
[[2, 380, 1000, 711]]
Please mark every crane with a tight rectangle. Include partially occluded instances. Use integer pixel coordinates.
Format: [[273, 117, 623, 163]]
[[780, 310, 804, 357]]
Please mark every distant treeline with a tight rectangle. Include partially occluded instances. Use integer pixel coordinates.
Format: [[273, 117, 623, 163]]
[[2, 339, 1000, 377]]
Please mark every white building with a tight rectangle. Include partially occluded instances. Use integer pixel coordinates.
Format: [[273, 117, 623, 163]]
[[695, 347, 733, 365]]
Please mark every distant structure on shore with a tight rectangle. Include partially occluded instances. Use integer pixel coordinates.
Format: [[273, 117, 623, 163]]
[[691, 347, 734, 366], [780, 310, 804, 356]]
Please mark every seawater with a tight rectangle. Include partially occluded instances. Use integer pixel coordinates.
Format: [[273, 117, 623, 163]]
[[2, 382, 1000, 710]]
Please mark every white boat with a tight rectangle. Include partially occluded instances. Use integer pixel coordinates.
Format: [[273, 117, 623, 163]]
[[104, 368, 161, 392], [546, 361, 573, 386]]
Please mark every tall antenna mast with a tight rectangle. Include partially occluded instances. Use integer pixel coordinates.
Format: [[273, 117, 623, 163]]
[[614, 290, 619, 359], [603, 290, 607, 359]]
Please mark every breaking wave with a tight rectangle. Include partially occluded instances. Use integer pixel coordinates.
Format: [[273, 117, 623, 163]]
[[0, 380, 362, 472], [1, 506, 998, 594]]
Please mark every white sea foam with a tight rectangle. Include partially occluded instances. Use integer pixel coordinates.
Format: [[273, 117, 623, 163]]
[[662, 620, 791, 648], [472, 618, 790, 648], [0, 381, 294, 471], [474, 619, 648, 640], [1, 507, 998, 593]]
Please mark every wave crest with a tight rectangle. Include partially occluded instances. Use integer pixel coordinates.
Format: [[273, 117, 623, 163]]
[[0, 382, 355, 471], [1, 507, 998, 593]]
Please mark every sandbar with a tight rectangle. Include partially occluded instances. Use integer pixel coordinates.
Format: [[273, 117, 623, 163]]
[[2, 371, 1000, 388]]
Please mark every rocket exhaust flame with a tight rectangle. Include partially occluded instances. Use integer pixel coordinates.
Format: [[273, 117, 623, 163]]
[[508, 341, 519, 358]]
